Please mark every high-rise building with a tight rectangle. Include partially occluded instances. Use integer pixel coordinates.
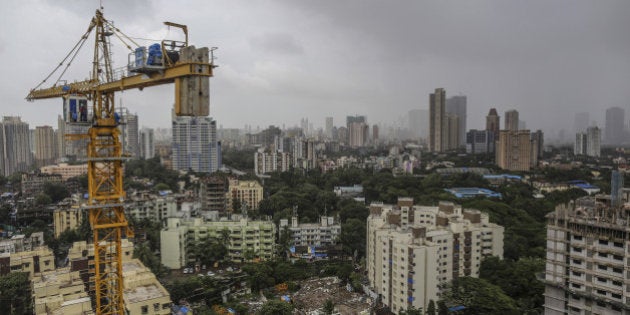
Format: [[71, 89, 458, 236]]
[[445, 113, 460, 150], [226, 179, 263, 213], [347, 115, 368, 148], [485, 108, 500, 136], [372, 124, 379, 143], [119, 110, 140, 158], [408, 109, 429, 139], [446, 95, 466, 147], [574, 133, 587, 156], [429, 88, 446, 152], [325, 117, 333, 139], [254, 148, 293, 175], [367, 198, 504, 313], [611, 170, 624, 207], [466, 129, 495, 154], [172, 112, 220, 173], [139, 127, 155, 159], [605, 107, 625, 145], [544, 197, 629, 315], [495, 130, 533, 171], [504, 110, 519, 131], [198, 175, 227, 212], [586, 126, 601, 157], [33, 126, 57, 167], [337, 127, 348, 145], [1, 116, 33, 176], [574, 112, 589, 133], [576, 126, 602, 157], [531, 130, 544, 160]]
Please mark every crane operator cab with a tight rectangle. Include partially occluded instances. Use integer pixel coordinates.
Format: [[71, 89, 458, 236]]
[[63, 94, 91, 124]]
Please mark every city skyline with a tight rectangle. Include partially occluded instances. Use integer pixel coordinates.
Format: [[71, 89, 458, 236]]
[[2, 1, 629, 138]]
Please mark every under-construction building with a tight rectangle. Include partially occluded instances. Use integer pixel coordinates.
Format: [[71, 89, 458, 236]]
[[544, 195, 630, 315]]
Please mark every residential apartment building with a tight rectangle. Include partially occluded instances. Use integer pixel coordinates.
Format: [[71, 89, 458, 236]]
[[0, 245, 55, 278], [347, 116, 369, 148], [32, 267, 94, 315], [254, 148, 292, 176], [139, 127, 155, 159], [40, 163, 88, 180], [33, 126, 57, 167], [32, 240, 172, 315], [429, 88, 446, 152], [495, 129, 535, 171], [21, 172, 63, 196], [544, 197, 630, 315], [125, 192, 178, 222], [367, 198, 504, 313], [505, 109, 519, 132], [199, 175, 227, 212], [53, 202, 84, 237], [119, 110, 140, 158], [446, 95, 467, 147], [486, 108, 500, 137], [605, 107, 625, 145], [172, 112, 220, 173], [160, 217, 276, 268], [0, 232, 45, 254], [575, 126, 601, 158], [280, 215, 341, 247], [226, 179, 263, 212], [466, 129, 495, 154], [1, 116, 33, 176]]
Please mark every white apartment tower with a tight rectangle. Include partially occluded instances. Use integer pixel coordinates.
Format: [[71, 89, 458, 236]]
[[574, 126, 601, 158], [280, 214, 341, 248], [172, 111, 220, 173], [367, 198, 504, 313], [119, 110, 140, 158], [544, 197, 630, 315]]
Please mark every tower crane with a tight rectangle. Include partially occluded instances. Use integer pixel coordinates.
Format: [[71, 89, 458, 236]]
[[27, 9, 215, 315]]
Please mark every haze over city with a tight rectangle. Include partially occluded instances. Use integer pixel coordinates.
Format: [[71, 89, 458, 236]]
[[2, 0, 630, 139]]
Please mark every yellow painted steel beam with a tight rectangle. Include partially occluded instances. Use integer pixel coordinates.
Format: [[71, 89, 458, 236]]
[[26, 62, 213, 101]]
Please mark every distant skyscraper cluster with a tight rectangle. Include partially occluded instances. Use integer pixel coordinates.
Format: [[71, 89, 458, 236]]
[[428, 88, 467, 152]]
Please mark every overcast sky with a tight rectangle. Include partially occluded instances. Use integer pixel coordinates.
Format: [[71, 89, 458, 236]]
[[2, 0, 629, 138]]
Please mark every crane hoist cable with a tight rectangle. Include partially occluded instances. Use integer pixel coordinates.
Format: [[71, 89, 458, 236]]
[[104, 20, 140, 51], [54, 33, 91, 86], [32, 29, 93, 91]]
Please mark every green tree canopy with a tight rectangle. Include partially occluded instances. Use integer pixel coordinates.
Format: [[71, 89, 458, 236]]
[[0, 272, 32, 314], [258, 300, 294, 315], [438, 277, 518, 315], [340, 218, 366, 258], [43, 182, 70, 203]]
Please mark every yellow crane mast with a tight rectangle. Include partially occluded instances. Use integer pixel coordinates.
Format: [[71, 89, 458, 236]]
[[27, 9, 214, 315]]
